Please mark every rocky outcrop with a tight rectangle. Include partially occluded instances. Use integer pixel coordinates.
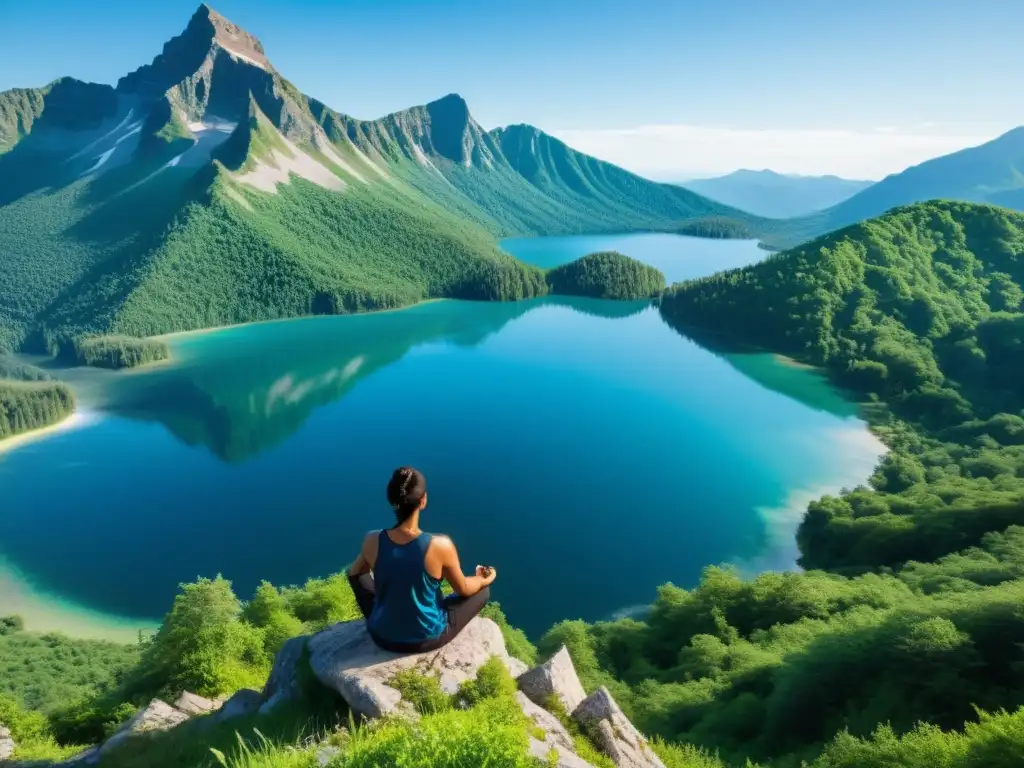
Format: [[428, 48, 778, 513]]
[[99, 699, 190, 755], [573, 687, 665, 768], [260, 635, 311, 714], [517, 645, 587, 714], [516, 692, 573, 752], [527, 738, 596, 768], [213, 689, 263, 722], [173, 691, 218, 716], [0, 725, 14, 761], [307, 617, 521, 719]]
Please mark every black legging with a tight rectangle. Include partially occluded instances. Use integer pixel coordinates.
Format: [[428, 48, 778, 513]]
[[348, 573, 490, 654]]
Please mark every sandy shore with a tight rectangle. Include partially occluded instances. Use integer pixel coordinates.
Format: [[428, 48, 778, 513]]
[[0, 410, 98, 458], [773, 353, 818, 371], [0, 560, 157, 643]]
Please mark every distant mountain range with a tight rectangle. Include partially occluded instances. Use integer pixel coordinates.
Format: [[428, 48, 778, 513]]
[[681, 169, 873, 219], [766, 128, 1024, 247], [0, 4, 754, 353]]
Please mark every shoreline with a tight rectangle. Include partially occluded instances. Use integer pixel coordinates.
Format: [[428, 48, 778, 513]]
[[0, 410, 96, 458], [773, 353, 818, 371], [0, 559, 157, 643], [152, 298, 447, 342]]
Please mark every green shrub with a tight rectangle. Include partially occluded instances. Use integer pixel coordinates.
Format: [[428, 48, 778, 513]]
[[389, 669, 452, 715], [139, 576, 268, 698], [453, 656, 517, 709], [0, 615, 24, 635]]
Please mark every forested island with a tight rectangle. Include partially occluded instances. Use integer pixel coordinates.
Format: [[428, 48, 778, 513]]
[[546, 251, 666, 300], [3, 200, 1024, 767]]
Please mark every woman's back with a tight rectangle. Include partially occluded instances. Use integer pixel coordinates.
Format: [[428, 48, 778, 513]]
[[367, 529, 447, 644]]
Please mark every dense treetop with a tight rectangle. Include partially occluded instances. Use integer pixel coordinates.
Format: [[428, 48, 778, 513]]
[[547, 251, 665, 300]]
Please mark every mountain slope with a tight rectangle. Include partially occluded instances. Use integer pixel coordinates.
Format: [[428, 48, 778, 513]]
[[309, 95, 758, 237], [0, 4, 756, 353], [682, 168, 873, 218], [768, 128, 1024, 246]]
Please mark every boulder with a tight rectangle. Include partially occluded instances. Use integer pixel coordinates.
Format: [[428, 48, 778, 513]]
[[307, 617, 518, 719], [516, 691, 573, 752], [517, 645, 587, 714], [506, 656, 529, 679], [260, 635, 311, 715], [572, 687, 664, 768], [0, 725, 14, 761], [527, 738, 596, 768], [99, 699, 190, 755], [173, 691, 218, 716], [214, 689, 263, 722]]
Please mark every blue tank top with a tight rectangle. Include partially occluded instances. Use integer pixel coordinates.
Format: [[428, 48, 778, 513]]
[[368, 530, 447, 644]]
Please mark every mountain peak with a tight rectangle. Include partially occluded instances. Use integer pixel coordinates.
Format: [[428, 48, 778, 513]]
[[118, 4, 270, 97], [189, 3, 270, 69]]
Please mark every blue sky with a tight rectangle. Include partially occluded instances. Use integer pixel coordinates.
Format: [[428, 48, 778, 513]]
[[2, 0, 1021, 178]]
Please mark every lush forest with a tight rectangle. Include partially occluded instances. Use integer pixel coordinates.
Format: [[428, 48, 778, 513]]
[[676, 216, 754, 240], [546, 251, 666, 299], [74, 335, 170, 369], [0, 379, 75, 440]]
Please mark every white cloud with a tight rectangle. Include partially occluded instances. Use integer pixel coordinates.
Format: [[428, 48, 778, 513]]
[[549, 123, 997, 180]]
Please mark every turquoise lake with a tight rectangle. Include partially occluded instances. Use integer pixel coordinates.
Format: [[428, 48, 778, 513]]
[[0, 234, 883, 638]]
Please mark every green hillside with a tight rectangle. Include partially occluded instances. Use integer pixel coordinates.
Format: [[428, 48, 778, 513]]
[[662, 200, 1024, 569], [768, 128, 1024, 247], [311, 95, 758, 238]]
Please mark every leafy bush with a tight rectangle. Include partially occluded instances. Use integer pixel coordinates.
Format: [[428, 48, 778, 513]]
[[138, 576, 269, 698]]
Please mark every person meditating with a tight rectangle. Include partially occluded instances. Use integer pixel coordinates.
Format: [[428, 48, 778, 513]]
[[347, 466, 497, 653]]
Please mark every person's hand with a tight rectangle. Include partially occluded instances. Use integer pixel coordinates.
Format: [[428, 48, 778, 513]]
[[476, 565, 497, 585]]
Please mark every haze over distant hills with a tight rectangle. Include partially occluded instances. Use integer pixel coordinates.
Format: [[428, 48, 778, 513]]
[[681, 169, 873, 219], [768, 127, 1024, 247], [0, 4, 753, 354]]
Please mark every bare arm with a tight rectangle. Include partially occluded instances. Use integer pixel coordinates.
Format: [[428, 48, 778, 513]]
[[433, 536, 496, 597], [347, 531, 379, 577]]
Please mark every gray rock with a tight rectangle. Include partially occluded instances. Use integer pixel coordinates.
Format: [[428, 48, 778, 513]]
[[173, 691, 218, 716], [572, 687, 664, 768], [99, 699, 190, 755], [516, 691, 573, 752], [518, 645, 587, 715], [260, 635, 311, 715], [528, 738, 596, 768], [0, 725, 14, 761], [53, 746, 101, 766], [316, 745, 341, 766], [506, 656, 529, 679], [214, 689, 263, 722], [308, 617, 517, 719]]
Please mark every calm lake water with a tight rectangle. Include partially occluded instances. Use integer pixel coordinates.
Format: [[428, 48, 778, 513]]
[[0, 235, 883, 637]]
